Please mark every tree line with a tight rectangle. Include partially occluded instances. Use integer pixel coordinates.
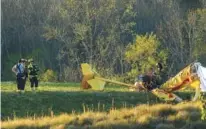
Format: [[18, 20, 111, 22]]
[[2, 0, 206, 82]]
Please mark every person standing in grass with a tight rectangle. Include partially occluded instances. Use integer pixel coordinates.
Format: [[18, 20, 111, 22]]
[[28, 59, 39, 91], [153, 62, 164, 86], [12, 58, 26, 93]]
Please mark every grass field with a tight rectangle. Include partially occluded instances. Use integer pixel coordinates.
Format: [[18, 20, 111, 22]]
[[1, 81, 206, 129]]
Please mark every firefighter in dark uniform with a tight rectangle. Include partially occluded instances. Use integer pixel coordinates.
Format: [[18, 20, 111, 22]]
[[28, 59, 39, 91], [12, 59, 26, 93]]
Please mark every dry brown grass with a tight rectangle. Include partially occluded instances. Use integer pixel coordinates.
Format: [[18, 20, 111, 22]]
[[2, 101, 205, 129]]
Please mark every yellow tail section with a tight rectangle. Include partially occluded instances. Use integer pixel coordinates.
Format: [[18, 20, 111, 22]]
[[81, 63, 94, 76], [81, 63, 95, 89]]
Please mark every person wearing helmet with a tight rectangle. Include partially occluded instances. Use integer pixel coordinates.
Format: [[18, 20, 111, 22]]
[[12, 58, 26, 93], [156, 62, 163, 72], [153, 62, 165, 86], [28, 59, 39, 91]]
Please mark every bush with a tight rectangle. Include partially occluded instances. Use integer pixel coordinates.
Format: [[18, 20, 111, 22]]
[[124, 33, 168, 81], [40, 69, 57, 82]]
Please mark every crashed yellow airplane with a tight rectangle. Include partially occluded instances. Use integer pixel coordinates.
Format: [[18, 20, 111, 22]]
[[81, 62, 206, 102]]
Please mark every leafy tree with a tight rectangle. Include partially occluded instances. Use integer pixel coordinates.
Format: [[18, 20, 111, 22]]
[[43, 0, 136, 80], [125, 33, 167, 81], [2, 0, 205, 82], [187, 9, 206, 64]]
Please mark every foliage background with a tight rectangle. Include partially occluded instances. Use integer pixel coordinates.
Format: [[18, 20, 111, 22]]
[[2, 0, 206, 82]]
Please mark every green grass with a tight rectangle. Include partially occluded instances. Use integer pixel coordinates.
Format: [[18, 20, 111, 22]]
[[1, 81, 205, 129], [1, 81, 161, 120]]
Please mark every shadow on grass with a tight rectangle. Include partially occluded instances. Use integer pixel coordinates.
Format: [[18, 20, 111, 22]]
[[1, 90, 162, 120]]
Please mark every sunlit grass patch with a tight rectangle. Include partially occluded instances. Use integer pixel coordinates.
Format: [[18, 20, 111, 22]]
[[2, 101, 205, 129], [2, 113, 76, 129], [0, 81, 81, 92]]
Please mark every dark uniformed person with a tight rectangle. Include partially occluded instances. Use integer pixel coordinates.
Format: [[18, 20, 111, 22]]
[[28, 59, 39, 91], [154, 62, 167, 85], [135, 66, 162, 91], [12, 59, 26, 93]]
